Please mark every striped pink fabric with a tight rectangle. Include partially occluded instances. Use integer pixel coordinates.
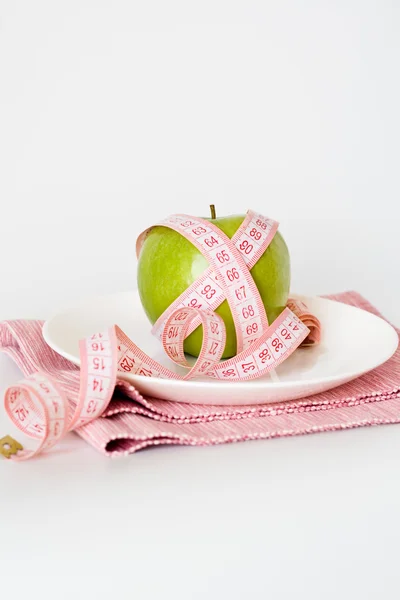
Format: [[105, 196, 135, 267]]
[[1, 292, 399, 457]]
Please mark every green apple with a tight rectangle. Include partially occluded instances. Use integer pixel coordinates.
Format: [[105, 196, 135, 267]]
[[137, 213, 290, 359]]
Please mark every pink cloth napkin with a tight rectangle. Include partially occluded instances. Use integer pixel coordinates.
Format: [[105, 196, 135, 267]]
[[1, 291, 399, 457]]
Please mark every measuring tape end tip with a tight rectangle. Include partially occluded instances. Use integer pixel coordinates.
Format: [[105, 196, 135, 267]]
[[0, 435, 23, 459]]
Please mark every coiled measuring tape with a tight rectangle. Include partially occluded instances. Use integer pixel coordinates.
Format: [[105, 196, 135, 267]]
[[1, 210, 311, 460]]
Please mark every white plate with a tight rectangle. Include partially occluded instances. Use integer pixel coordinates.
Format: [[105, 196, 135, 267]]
[[43, 291, 398, 406]]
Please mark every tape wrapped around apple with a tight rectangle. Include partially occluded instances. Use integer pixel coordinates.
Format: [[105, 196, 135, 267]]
[[136, 207, 290, 359]]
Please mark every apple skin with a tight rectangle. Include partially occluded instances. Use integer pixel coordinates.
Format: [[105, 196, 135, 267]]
[[137, 215, 290, 359]]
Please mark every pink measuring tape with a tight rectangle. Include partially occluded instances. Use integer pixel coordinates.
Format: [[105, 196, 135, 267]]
[[1, 210, 320, 460]]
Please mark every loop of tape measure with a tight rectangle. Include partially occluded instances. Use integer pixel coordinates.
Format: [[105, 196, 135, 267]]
[[1, 210, 311, 460]]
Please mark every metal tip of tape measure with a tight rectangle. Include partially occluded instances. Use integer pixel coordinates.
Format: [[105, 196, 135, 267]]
[[0, 435, 23, 459]]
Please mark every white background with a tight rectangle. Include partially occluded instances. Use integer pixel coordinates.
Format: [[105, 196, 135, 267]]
[[0, 1, 399, 599]]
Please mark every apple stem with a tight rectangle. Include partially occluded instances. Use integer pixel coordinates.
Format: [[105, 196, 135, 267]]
[[210, 204, 216, 219]]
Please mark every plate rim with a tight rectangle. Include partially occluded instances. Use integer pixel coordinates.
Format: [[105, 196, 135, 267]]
[[42, 290, 399, 390]]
